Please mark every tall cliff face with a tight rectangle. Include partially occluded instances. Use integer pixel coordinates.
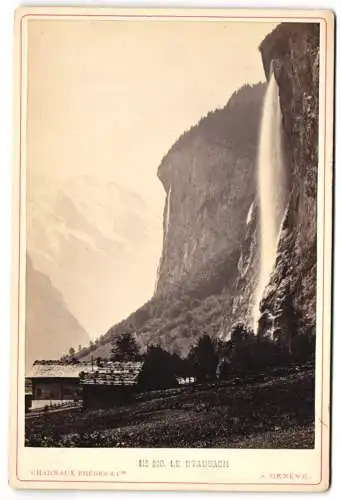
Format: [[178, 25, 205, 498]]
[[255, 23, 320, 345], [156, 84, 265, 297]]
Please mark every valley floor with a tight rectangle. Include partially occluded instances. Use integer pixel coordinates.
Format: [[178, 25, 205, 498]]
[[25, 364, 315, 449]]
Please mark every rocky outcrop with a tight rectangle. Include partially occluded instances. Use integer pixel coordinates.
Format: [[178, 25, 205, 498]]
[[256, 23, 320, 346]]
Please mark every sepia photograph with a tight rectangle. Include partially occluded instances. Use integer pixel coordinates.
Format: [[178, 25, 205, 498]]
[[10, 7, 334, 492]]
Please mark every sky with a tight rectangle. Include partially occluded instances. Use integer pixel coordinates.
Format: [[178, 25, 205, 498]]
[[26, 18, 278, 336], [27, 19, 277, 201]]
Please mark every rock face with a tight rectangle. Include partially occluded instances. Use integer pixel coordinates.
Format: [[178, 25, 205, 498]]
[[255, 23, 320, 346], [225, 199, 259, 334], [156, 84, 264, 298], [25, 255, 89, 370]]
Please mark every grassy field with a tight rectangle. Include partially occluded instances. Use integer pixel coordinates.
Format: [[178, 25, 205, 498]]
[[25, 364, 315, 448]]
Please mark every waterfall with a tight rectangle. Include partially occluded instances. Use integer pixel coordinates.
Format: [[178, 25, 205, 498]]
[[165, 185, 172, 237], [253, 71, 287, 333], [246, 201, 254, 225], [154, 185, 171, 294]]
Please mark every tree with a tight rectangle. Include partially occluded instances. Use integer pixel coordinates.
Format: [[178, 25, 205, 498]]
[[291, 333, 315, 363], [111, 332, 140, 361], [187, 334, 218, 382], [137, 345, 179, 390], [214, 337, 230, 356], [230, 322, 252, 346], [68, 347, 76, 357], [215, 339, 233, 380], [228, 322, 291, 372], [88, 340, 97, 352], [280, 289, 301, 354]]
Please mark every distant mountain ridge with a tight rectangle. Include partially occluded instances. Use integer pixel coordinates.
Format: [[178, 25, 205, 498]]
[[27, 173, 163, 335], [25, 255, 89, 370]]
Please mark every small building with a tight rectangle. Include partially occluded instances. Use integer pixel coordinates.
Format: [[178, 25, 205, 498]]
[[26, 361, 93, 410], [25, 378, 32, 412], [80, 361, 144, 408], [176, 376, 195, 385]]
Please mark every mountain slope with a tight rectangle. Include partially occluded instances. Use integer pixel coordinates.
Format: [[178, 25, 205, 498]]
[[25, 255, 89, 369]]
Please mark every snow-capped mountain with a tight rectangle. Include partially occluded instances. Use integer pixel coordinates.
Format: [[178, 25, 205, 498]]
[[26, 172, 164, 337]]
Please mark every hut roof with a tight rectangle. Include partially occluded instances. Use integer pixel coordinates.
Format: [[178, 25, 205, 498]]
[[80, 361, 143, 386], [27, 361, 93, 379]]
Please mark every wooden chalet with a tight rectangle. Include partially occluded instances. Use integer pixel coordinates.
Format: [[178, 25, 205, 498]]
[[26, 361, 93, 409], [80, 361, 144, 408]]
